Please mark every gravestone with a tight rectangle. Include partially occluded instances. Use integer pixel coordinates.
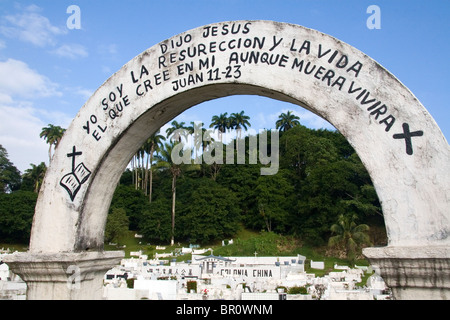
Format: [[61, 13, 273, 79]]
[[4, 20, 449, 299]]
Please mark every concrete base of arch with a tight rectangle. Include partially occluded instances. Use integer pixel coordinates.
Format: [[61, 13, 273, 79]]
[[363, 246, 450, 300], [3, 251, 124, 300]]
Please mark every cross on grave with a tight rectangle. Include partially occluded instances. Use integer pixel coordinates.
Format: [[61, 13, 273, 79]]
[[67, 145, 82, 171], [393, 123, 423, 155]]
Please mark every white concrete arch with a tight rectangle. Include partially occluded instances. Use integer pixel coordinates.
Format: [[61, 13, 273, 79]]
[[6, 20, 449, 299], [31, 20, 449, 253]]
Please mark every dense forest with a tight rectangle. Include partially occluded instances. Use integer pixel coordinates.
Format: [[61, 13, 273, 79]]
[[0, 112, 387, 255]]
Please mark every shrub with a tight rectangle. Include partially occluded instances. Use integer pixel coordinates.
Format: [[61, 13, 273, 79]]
[[288, 286, 308, 294], [187, 280, 197, 293]]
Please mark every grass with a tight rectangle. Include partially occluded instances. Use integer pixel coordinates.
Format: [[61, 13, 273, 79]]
[[104, 230, 205, 260], [2, 229, 375, 290], [105, 229, 372, 268], [0, 242, 28, 252], [1, 232, 374, 290], [104, 230, 159, 258], [3, 229, 371, 281], [103, 227, 264, 259]]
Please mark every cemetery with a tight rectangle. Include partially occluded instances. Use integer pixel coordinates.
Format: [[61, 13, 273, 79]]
[[1, 245, 390, 300], [101, 247, 390, 300], [0, 249, 26, 300]]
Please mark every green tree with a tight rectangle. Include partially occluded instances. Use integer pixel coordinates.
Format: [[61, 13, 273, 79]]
[[165, 120, 187, 143], [0, 191, 37, 242], [178, 178, 240, 243], [105, 207, 129, 243], [139, 197, 174, 243], [254, 170, 294, 233], [110, 185, 148, 230], [154, 142, 182, 245], [134, 144, 146, 190], [276, 111, 300, 132], [0, 144, 21, 193], [217, 163, 260, 229], [328, 214, 371, 263], [119, 121, 383, 249], [279, 125, 313, 179], [229, 110, 251, 139], [142, 131, 166, 202], [22, 162, 47, 193], [209, 112, 229, 142], [229, 110, 251, 151], [278, 126, 381, 245], [39, 124, 65, 163], [186, 121, 204, 160]]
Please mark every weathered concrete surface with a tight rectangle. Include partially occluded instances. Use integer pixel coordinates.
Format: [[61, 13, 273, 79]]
[[4, 20, 449, 299], [3, 251, 124, 300], [363, 246, 450, 299]]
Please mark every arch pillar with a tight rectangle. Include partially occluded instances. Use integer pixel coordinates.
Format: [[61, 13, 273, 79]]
[[363, 246, 450, 299], [3, 251, 124, 300]]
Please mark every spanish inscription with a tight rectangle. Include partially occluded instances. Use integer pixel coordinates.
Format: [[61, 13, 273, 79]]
[[80, 21, 423, 155]]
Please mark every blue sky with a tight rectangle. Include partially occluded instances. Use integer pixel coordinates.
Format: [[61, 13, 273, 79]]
[[0, 0, 448, 172]]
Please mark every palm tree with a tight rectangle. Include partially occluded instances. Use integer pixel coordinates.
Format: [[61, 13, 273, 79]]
[[230, 110, 251, 151], [165, 120, 187, 143], [134, 145, 146, 190], [186, 121, 204, 161], [209, 113, 229, 142], [230, 110, 251, 139], [201, 129, 215, 152], [144, 131, 166, 202], [154, 142, 182, 246], [275, 111, 300, 132], [328, 214, 371, 263], [40, 124, 66, 163], [23, 162, 47, 193]]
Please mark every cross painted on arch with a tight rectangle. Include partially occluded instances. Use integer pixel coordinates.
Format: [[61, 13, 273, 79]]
[[67, 145, 83, 171], [60, 145, 91, 201], [393, 123, 424, 155]]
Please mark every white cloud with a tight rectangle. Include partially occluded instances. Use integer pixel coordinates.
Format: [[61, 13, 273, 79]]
[[0, 58, 61, 99], [267, 108, 335, 131], [73, 87, 94, 100], [0, 101, 75, 173], [295, 109, 335, 130], [52, 43, 88, 59], [0, 6, 66, 47], [101, 65, 112, 74], [98, 43, 118, 56], [0, 103, 49, 173], [0, 58, 71, 172], [0, 92, 13, 104], [36, 108, 74, 129]]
